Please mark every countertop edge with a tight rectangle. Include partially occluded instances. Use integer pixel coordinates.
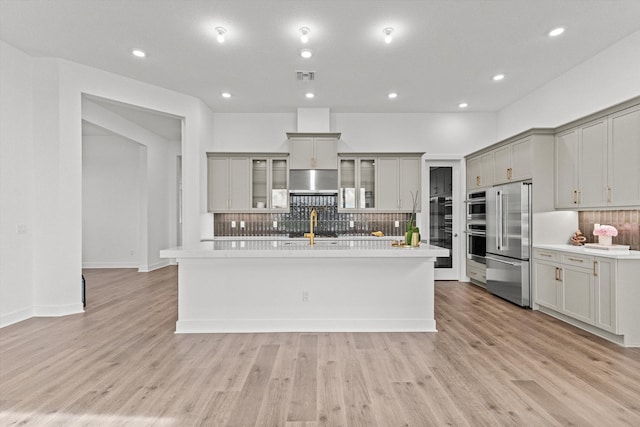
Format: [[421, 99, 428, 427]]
[[533, 244, 640, 260]]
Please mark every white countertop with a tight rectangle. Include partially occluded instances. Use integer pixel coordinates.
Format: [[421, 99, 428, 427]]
[[533, 244, 640, 260], [161, 238, 449, 259]]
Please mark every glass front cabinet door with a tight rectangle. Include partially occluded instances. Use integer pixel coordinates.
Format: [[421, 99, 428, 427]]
[[251, 157, 289, 211], [359, 158, 376, 209], [339, 157, 376, 211]]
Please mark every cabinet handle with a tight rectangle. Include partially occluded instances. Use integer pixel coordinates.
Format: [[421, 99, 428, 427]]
[[567, 257, 584, 263], [607, 187, 612, 203], [593, 260, 598, 277], [554, 267, 559, 281], [507, 168, 512, 180], [539, 253, 552, 258], [476, 176, 480, 186]]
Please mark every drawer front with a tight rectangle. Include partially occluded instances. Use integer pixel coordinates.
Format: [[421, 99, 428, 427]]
[[561, 253, 594, 268], [467, 265, 487, 284], [533, 249, 560, 262]]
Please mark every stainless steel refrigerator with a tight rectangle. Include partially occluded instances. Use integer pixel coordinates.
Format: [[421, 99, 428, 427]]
[[485, 181, 532, 307]]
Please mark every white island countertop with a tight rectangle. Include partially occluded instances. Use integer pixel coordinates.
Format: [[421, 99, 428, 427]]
[[533, 244, 640, 260], [161, 238, 449, 259]]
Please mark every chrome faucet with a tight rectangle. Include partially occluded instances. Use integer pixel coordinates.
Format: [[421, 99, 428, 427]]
[[304, 208, 318, 245]]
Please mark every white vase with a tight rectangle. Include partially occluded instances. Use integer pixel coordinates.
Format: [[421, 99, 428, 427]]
[[598, 235, 612, 246]]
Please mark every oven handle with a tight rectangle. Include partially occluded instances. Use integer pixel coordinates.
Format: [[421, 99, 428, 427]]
[[464, 230, 486, 236], [485, 256, 521, 267]]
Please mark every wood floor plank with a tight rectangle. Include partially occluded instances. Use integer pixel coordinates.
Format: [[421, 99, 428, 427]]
[[2, 269, 640, 426], [317, 360, 348, 427], [287, 334, 318, 422], [226, 344, 280, 427]]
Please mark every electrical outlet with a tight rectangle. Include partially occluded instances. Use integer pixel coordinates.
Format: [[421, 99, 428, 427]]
[[349, 220, 354, 228], [240, 221, 245, 229], [302, 291, 309, 302], [394, 220, 400, 228], [16, 224, 27, 234], [231, 221, 236, 228], [273, 221, 278, 228]]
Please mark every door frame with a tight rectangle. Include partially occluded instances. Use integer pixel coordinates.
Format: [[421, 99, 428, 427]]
[[423, 156, 464, 281]]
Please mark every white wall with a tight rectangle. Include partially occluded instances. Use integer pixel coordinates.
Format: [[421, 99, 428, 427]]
[[210, 112, 497, 155], [82, 135, 142, 268], [0, 42, 35, 326], [82, 100, 181, 271], [0, 40, 214, 327], [497, 30, 640, 139]]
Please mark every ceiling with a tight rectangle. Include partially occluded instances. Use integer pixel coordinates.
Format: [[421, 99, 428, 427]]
[[2, 0, 640, 114]]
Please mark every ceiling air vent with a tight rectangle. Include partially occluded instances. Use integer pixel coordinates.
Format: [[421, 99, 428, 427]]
[[296, 71, 315, 81]]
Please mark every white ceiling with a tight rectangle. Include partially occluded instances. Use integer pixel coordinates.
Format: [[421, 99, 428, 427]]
[[2, 0, 640, 114]]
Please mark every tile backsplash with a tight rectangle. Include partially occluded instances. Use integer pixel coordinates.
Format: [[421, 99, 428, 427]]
[[214, 194, 412, 237], [578, 210, 640, 250]]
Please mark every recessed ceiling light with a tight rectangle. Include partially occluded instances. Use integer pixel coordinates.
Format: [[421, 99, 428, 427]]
[[300, 49, 313, 59], [383, 27, 394, 44], [300, 27, 310, 43], [548, 27, 565, 37], [458, 102, 468, 108], [131, 49, 146, 58], [215, 27, 226, 43], [221, 92, 231, 98], [305, 92, 315, 99], [388, 92, 398, 99], [493, 74, 505, 81]]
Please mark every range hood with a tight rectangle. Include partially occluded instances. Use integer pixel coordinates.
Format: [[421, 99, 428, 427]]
[[289, 170, 338, 193]]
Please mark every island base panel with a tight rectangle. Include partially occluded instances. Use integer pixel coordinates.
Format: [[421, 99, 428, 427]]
[[176, 257, 436, 333]]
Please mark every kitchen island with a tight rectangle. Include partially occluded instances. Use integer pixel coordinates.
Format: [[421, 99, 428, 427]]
[[160, 238, 448, 333]]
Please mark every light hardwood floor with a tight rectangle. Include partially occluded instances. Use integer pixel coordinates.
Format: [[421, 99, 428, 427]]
[[2, 266, 640, 426]]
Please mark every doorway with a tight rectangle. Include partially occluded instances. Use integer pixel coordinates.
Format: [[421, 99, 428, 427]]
[[426, 160, 462, 280]]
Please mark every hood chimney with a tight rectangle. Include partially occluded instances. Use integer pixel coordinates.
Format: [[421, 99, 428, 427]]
[[297, 108, 330, 132]]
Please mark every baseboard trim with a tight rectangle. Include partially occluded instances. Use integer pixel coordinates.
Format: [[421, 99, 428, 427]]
[[33, 303, 84, 318], [175, 318, 437, 334], [537, 306, 633, 347], [82, 261, 139, 269], [138, 260, 170, 273], [0, 307, 33, 328]]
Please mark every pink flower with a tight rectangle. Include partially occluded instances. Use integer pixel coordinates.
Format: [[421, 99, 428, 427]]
[[593, 225, 618, 237]]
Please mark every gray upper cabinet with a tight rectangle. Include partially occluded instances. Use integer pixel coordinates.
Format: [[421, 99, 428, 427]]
[[288, 134, 339, 169], [466, 152, 493, 189], [493, 137, 532, 184], [555, 100, 640, 209], [399, 157, 421, 211], [377, 155, 422, 212], [338, 156, 376, 211], [555, 119, 608, 208], [250, 156, 289, 211], [207, 155, 250, 212], [608, 105, 640, 207]]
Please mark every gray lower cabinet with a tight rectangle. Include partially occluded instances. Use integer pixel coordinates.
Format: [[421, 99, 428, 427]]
[[207, 155, 250, 212], [561, 257, 594, 324], [533, 248, 623, 337]]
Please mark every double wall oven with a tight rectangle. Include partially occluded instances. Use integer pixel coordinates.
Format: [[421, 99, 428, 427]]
[[465, 190, 486, 264]]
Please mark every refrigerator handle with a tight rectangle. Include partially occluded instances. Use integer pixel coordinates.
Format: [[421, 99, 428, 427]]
[[496, 191, 502, 250], [501, 193, 508, 251]]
